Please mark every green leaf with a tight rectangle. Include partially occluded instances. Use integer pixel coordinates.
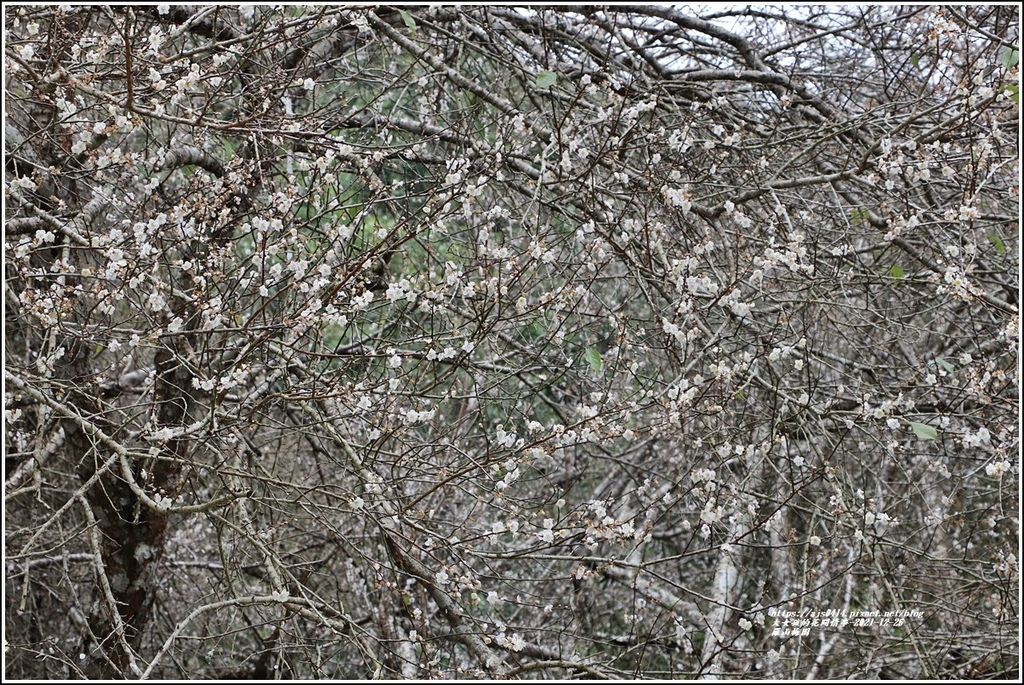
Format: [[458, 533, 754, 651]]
[[908, 421, 938, 440], [535, 71, 557, 89], [989, 232, 1006, 254], [910, 54, 920, 70], [399, 9, 417, 33], [849, 208, 869, 226], [1002, 83, 1019, 104], [999, 47, 1019, 69], [890, 264, 904, 279], [583, 347, 602, 373], [936, 357, 955, 373]]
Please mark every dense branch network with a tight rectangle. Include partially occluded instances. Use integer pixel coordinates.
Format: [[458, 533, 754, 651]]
[[4, 4, 1018, 680]]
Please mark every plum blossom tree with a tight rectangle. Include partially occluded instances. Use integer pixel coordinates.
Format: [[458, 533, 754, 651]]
[[4, 4, 1018, 679]]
